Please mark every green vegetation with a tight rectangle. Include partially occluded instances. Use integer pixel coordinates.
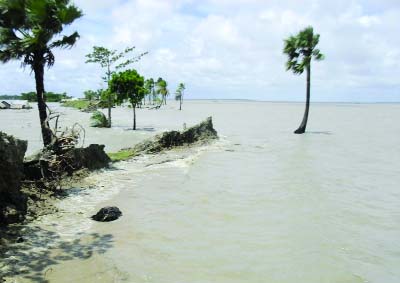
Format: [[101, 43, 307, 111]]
[[0, 0, 82, 146], [0, 95, 22, 100], [99, 89, 116, 109], [144, 78, 156, 105], [142, 77, 171, 108], [283, 26, 324, 134], [156, 78, 169, 105], [85, 46, 147, 128], [90, 111, 108, 128], [25, 91, 70, 102], [175, 83, 186, 111], [107, 149, 137, 162], [61, 100, 91, 110], [109, 69, 145, 130], [84, 90, 101, 101], [0, 92, 69, 102]]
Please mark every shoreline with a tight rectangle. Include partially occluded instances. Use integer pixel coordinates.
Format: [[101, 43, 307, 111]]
[[0, 117, 219, 281]]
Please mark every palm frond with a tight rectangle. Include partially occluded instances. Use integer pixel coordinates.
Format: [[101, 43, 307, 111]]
[[283, 26, 324, 74], [57, 4, 83, 25], [0, 0, 82, 68], [50, 31, 79, 48]]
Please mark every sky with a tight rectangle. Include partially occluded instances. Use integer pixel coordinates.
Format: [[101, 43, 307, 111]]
[[1, 0, 399, 102]]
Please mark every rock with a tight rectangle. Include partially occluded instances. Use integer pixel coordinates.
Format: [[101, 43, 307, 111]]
[[133, 117, 218, 154], [91, 207, 122, 222], [24, 144, 111, 180], [0, 132, 27, 225], [16, 237, 24, 243]]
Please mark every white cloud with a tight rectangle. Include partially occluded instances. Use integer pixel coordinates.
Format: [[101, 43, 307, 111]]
[[358, 15, 380, 27]]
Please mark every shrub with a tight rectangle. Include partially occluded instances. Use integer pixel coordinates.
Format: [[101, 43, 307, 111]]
[[90, 111, 108, 128]]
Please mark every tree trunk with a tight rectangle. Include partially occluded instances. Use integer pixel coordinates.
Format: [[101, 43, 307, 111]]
[[33, 62, 53, 146], [107, 67, 112, 128], [132, 103, 136, 130], [179, 96, 182, 110], [294, 64, 311, 134]]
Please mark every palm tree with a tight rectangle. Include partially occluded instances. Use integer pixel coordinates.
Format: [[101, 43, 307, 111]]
[[144, 78, 155, 105], [156, 78, 169, 106], [283, 26, 324, 134], [175, 83, 185, 110], [0, 0, 82, 146]]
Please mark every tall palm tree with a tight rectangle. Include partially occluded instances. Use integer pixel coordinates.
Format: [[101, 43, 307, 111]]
[[175, 83, 185, 111], [156, 78, 169, 106], [144, 78, 155, 105], [283, 26, 324, 134], [0, 0, 82, 146]]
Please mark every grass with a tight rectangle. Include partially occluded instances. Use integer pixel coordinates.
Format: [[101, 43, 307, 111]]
[[61, 100, 91, 110], [107, 149, 137, 162]]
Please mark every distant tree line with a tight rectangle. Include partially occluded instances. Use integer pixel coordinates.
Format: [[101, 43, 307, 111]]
[[0, 95, 21, 100], [0, 92, 71, 102]]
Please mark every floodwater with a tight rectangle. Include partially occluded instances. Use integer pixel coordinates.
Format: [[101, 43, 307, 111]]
[[1, 101, 400, 283]]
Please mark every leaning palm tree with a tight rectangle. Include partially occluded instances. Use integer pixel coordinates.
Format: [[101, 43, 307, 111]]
[[0, 0, 82, 146], [283, 26, 324, 134]]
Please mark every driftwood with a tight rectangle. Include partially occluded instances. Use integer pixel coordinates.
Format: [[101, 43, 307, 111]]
[[24, 108, 107, 186]]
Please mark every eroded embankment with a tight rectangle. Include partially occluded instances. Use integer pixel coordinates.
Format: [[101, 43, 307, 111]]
[[108, 116, 218, 161], [0, 117, 218, 227]]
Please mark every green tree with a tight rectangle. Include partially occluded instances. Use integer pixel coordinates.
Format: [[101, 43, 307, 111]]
[[21, 92, 37, 102], [144, 78, 156, 105], [84, 90, 96, 101], [85, 46, 147, 127], [109, 69, 145, 130], [283, 26, 324, 134], [45, 91, 69, 102], [0, 0, 82, 146], [99, 89, 115, 108], [156, 78, 169, 106], [175, 83, 186, 111], [94, 89, 102, 100]]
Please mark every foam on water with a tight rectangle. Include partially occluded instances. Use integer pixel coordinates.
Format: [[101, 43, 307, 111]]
[[34, 139, 226, 239]]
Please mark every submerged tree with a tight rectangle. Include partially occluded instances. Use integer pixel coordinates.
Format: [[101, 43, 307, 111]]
[[144, 78, 155, 105], [0, 0, 82, 146], [283, 26, 324, 134], [175, 83, 186, 110], [156, 78, 169, 106], [85, 46, 147, 127], [109, 69, 145, 130]]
